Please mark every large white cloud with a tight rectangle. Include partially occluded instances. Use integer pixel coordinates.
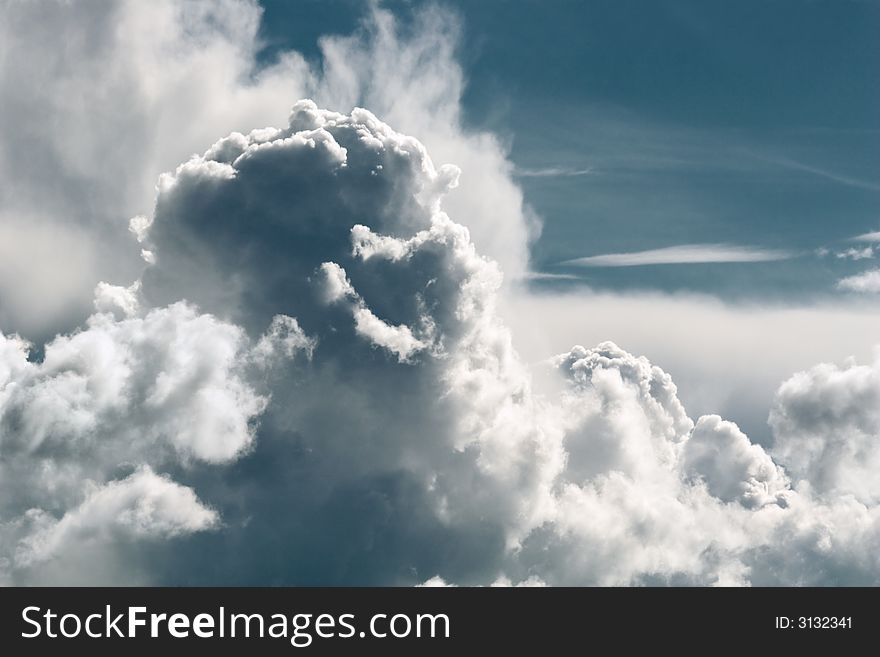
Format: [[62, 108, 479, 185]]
[[131, 102, 564, 568], [7, 101, 875, 586], [0, 0, 532, 342], [1, 1, 879, 587]]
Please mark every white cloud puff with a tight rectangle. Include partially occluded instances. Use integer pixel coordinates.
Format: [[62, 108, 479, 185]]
[[2, 302, 269, 464], [770, 354, 880, 505], [838, 268, 880, 293], [684, 415, 791, 509], [15, 466, 218, 568], [0, 289, 312, 583]]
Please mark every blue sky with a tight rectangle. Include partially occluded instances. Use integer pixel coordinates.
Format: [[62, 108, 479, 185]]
[[259, 0, 880, 300]]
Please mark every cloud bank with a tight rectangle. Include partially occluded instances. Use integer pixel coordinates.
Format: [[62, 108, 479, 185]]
[[1, 93, 879, 586]]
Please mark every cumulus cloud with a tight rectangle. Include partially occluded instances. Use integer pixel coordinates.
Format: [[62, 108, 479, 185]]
[[3, 97, 880, 586], [553, 342, 693, 483], [0, 0, 532, 342], [15, 467, 218, 568], [1, 2, 879, 587], [0, 94, 537, 584], [770, 354, 880, 505], [418, 574, 546, 587], [0, 284, 311, 583], [0, 299, 299, 465], [308, 5, 535, 279], [23, 101, 880, 586], [838, 268, 880, 293], [497, 288, 880, 441], [683, 415, 790, 509]]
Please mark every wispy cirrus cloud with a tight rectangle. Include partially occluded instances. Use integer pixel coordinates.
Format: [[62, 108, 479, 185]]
[[514, 166, 593, 178], [850, 231, 880, 243], [753, 153, 880, 192], [522, 271, 581, 281], [559, 243, 794, 267]]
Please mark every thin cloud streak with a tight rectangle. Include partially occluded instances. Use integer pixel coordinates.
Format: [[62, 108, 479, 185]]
[[559, 244, 794, 267], [522, 271, 581, 281], [759, 154, 880, 192], [851, 231, 880, 242], [515, 166, 594, 178]]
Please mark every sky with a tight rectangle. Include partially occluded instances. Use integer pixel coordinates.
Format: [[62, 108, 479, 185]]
[[251, 1, 880, 443], [1, 0, 879, 587], [262, 0, 880, 300]]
